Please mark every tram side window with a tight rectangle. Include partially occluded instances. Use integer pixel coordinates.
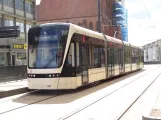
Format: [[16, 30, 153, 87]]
[[81, 45, 88, 67], [94, 47, 103, 68], [141, 50, 144, 62], [118, 48, 123, 66], [124, 46, 131, 64], [135, 50, 139, 63], [89, 45, 92, 67], [132, 48, 138, 63], [108, 48, 114, 67], [76, 43, 79, 67], [124, 46, 128, 64], [132, 49, 135, 63], [100, 48, 105, 67], [139, 49, 143, 63], [127, 46, 131, 64], [66, 43, 75, 67], [129, 47, 132, 63], [94, 47, 99, 67], [114, 48, 118, 65]]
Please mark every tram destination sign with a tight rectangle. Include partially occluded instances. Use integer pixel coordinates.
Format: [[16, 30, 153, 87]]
[[0, 26, 20, 38]]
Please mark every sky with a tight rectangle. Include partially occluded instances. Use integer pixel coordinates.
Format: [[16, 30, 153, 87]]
[[125, 0, 161, 46], [36, 0, 41, 5]]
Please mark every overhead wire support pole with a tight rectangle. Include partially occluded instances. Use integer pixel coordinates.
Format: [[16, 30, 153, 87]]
[[98, 0, 101, 33]]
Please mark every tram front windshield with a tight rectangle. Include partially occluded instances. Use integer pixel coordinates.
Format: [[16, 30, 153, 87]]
[[28, 25, 69, 69]]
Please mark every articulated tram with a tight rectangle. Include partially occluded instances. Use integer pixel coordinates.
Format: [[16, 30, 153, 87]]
[[27, 23, 144, 90]]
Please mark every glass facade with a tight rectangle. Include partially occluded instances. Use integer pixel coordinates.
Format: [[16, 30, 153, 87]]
[[16, 22, 24, 33], [4, 19, 14, 26], [0, 0, 35, 66], [0, 52, 5, 66], [3, 0, 13, 7], [26, 24, 32, 33], [25, 2, 32, 13], [15, 0, 24, 10], [113, 1, 128, 42]]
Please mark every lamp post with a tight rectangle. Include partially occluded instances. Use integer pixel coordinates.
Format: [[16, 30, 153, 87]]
[[97, 0, 101, 33]]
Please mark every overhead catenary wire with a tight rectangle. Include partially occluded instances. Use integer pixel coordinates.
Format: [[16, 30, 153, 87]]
[[140, 0, 157, 29]]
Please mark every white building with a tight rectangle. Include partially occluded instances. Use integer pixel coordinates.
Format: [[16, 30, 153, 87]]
[[143, 39, 161, 63]]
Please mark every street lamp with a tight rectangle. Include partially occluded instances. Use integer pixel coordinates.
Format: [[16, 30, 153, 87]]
[[97, 0, 101, 33]]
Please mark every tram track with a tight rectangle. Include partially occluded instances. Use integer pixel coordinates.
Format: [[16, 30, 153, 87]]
[[0, 89, 67, 115], [0, 65, 159, 118], [116, 70, 161, 120], [57, 66, 161, 120]]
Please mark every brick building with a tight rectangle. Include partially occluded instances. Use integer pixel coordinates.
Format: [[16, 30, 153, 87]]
[[36, 0, 122, 39]]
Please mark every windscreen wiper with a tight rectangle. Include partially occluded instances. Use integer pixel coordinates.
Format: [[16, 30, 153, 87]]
[[43, 55, 58, 68]]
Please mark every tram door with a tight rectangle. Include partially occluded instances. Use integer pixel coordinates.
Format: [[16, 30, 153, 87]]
[[81, 45, 89, 84], [108, 48, 114, 77]]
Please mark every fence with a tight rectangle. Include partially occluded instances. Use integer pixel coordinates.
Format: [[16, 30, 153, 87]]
[[0, 65, 27, 83]]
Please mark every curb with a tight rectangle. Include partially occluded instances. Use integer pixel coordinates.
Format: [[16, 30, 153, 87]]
[[142, 108, 161, 120], [0, 87, 30, 98]]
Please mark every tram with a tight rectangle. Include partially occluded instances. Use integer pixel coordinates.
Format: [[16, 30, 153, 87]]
[[27, 22, 144, 90]]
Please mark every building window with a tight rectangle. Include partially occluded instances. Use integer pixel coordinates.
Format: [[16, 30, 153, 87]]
[[4, 19, 14, 26], [89, 22, 93, 30], [26, 24, 32, 33], [96, 21, 98, 31], [16, 22, 24, 33], [0, 17, 2, 26], [0, 52, 5, 66], [3, 0, 13, 7], [82, 19, 86, 27], [112, 19, 117, 26], [15, 0, 24, 10], [25, 2, 32, 14], [78, 22, 81, 26]]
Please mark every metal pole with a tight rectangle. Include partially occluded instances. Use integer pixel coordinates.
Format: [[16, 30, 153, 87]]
[[98, 0, 101, 33]]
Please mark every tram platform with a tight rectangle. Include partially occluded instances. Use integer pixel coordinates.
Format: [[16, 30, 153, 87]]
[[0, 79, 29, 98], [143, 88, 161, 120]]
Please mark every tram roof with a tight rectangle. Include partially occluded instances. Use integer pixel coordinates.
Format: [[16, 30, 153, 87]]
[[34, 22, 141, 48], [71, 23, 123, 45]]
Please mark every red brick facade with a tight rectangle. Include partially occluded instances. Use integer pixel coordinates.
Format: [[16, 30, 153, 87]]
[[36, 0, 122, 39]]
